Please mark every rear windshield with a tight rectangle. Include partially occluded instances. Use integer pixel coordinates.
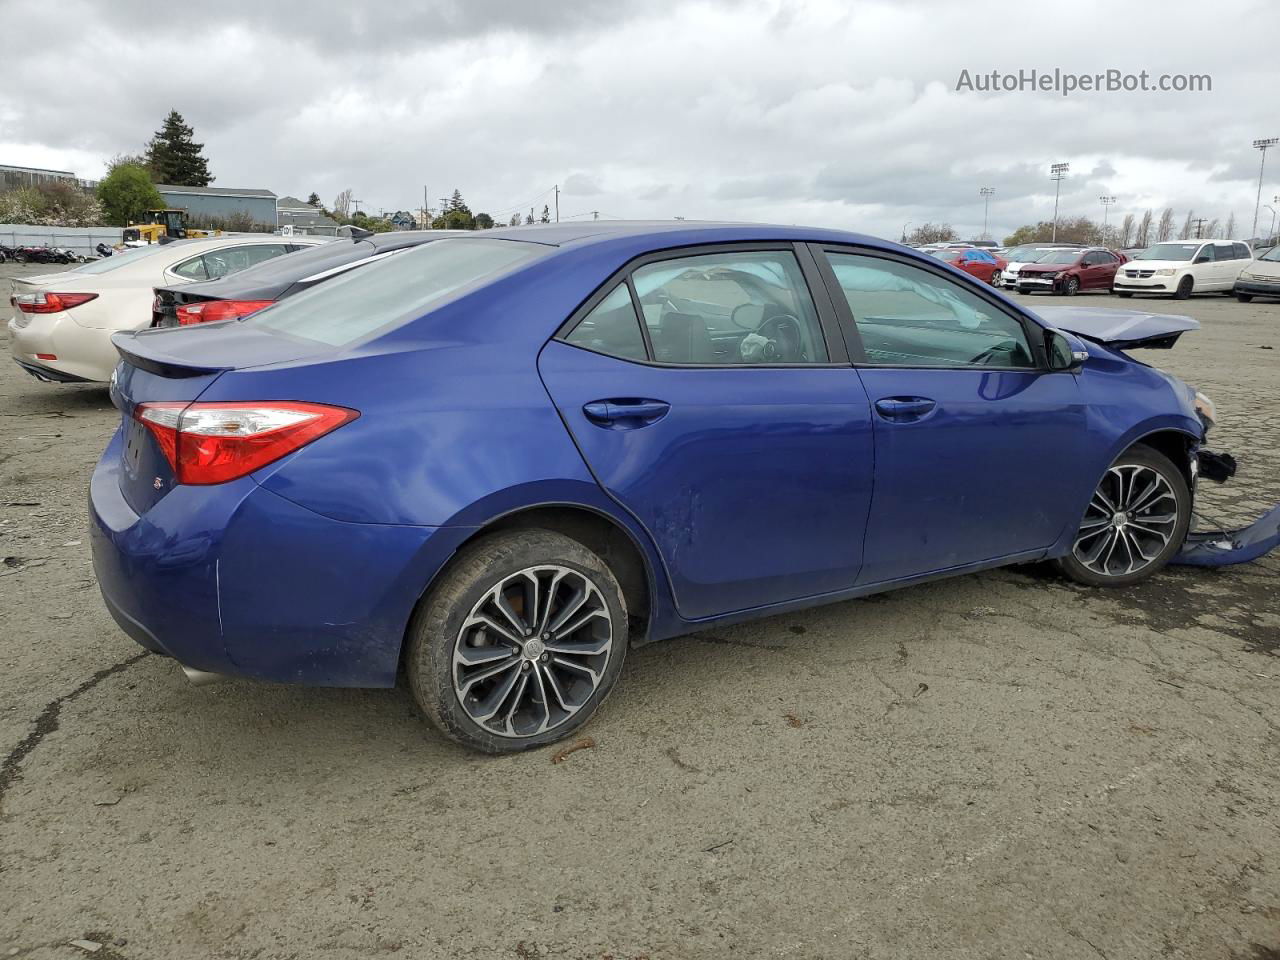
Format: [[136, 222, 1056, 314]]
[[68, 243, 178, 275], [245, 237, 546, 346]]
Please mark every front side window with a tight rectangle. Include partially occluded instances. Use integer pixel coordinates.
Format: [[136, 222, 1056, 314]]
[[630, 251, 827, 365], [564, 284, 647, 361], [1196, 244, 1216, 263], [825, 252, 1035, 369]]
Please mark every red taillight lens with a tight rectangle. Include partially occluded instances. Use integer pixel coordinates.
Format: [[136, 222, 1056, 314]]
[[175, 299, 273, 326], [15, 291, 99, 314], [134, 401, 358, 485]]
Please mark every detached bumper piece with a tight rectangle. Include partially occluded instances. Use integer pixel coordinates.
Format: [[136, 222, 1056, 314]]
[[1173, 449, 1279, 567]]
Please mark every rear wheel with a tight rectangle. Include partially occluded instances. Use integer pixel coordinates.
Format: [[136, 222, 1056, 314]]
[[1055, 445, 1191, 587], [406, 529, 628, 753], [1173, 275, 1194, 299], [1236, 292, 1253, 302]]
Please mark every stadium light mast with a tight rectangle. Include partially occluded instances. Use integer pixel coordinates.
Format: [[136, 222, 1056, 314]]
[[1099, 195, 1116, 242], [1050, 163, 1070, 241], [1252, 138, 1278, 241], [979, 187, 995, 239]]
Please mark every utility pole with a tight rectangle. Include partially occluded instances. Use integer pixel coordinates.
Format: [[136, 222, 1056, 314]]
[[554, 184, 559, 223], [423, 185, 429, 229], [1099, 195, 1115, 243], [979, 187, 994, 240], [1190, 217, 1207, 239], [901, 221, 912, 243], [592, 210, 599, 220], [1050, 163, 1069, 242], [1252, 138, 1278, 241]]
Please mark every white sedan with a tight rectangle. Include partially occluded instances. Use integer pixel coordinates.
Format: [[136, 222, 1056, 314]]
[[9, 235, 329, 383]]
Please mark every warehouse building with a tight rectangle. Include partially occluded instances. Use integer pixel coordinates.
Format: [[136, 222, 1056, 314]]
[[276, 196, 340, 235], [1, 163, 79, 192], [155, 184, 277, 229]]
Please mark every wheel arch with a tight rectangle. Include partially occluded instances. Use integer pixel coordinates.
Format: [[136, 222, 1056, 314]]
[[1128, 427, 1199, 491]]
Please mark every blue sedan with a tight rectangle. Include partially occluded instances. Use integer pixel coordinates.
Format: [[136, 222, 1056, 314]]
[[92, 222, 1221, 752]]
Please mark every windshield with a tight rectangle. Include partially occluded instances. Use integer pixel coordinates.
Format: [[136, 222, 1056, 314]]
[[1038, 251, 1081, 265], [66, 243, 175, 275], [1136, 242, 1201, 261], [1259, 246, 1280, 262], [246, 237, 547, 346], [931, 250, 962, 261]]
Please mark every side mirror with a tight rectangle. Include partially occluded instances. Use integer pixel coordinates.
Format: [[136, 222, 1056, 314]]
[[1194, 255, 1211, 263], [1046, 329, 1088, 372]]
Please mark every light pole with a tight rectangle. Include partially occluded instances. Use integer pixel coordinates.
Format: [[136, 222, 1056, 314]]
[[1266, 204, 1278, 245], [1099, 195, 1115, 244], [1251, 138, 1278, 241], [1050, 163, 1069, 241], [901, 221, 912, 243], [979, 187, 994, 239]]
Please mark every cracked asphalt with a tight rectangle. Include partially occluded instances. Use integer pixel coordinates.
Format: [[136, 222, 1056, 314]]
[[1, 261, 1278, 960]]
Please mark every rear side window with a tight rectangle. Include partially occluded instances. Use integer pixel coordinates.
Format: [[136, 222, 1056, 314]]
[[1234, 243, 1252, 260], [1212, 243, 1235, 261], [172, 243, 290, 281], [247, 238, 545, 346], [564, 284, 647, 361]]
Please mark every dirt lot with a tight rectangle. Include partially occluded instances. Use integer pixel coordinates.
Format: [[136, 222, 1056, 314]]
[[2, 260, 1278, 960]]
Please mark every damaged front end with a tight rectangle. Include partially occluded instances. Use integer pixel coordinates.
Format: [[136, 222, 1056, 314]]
[[1173, 449, 1280, 567]]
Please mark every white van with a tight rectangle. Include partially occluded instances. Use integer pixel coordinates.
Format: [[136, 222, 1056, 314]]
[[1113, 240, 1253, 299]]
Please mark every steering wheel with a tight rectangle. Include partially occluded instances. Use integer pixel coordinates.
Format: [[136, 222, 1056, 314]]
[[752, 313, 805, 363]]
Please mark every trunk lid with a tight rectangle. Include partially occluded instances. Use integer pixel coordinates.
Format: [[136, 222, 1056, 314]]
[[1034, 306, 1199, 350]]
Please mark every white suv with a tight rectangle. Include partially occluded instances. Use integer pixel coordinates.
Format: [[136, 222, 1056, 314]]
[[1114, 240, 1253, 299]]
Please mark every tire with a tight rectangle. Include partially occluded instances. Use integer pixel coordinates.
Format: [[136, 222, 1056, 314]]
[[1236, 292, 1254, 303], [1173, 275, 1194, 300], [1063, 276, 1080, 296], [1055, 444, 1192, 588], [406, 529, 628, 754], [1017, 286, 1031, 295], [1116, 291, 1133, 298], [14, 252, 26, 263]]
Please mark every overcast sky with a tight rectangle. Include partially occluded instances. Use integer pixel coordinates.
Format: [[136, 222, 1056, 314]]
[[2, 0, 1278, 240]]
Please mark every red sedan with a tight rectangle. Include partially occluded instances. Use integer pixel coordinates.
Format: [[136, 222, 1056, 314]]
[[1015, 247, 1129, 295], [929, 247, 1007, 284]]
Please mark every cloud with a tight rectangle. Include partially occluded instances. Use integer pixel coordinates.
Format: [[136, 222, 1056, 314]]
[[1, 0, 1277, 240]]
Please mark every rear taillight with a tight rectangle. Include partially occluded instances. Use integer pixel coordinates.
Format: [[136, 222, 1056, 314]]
[[175, 299, 273, 326], [134, 401, 358, 485], [15, 292, 99, 314]]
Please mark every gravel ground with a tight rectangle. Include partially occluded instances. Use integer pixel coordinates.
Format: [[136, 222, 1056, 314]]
[[1, 261, 1278, 960]]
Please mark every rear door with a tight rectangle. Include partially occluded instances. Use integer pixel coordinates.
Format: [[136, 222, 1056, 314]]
[[538, 243, 874, 620], [1213, 243, 1242, 288], [814, 246, 1088, 585]]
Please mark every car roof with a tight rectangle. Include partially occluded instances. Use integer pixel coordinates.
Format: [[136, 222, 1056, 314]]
[[475, 220, 897, 251]]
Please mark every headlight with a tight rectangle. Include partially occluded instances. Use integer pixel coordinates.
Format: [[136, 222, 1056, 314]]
[[1194, 391, 1217, 434], [1043, 272, 1058, 279], [1155, 268, 1176, 277]]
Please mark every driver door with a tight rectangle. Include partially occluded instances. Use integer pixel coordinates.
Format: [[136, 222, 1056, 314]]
[[814, 246, 1089, 584]]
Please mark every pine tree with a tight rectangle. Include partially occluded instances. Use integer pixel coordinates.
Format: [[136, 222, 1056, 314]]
[[306, 192, 321, 206], [540, 204, 551, 224], [145, 110, 214, 186]]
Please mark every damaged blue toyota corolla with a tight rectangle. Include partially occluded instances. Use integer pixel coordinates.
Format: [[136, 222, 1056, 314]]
[[90, 222, 1260, 753]]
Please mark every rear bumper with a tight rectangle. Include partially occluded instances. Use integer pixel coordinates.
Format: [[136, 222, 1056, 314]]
[[8, 314, 115, 383], [90, 428, 473, 686]]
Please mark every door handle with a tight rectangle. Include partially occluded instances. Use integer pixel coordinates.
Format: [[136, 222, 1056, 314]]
[[874, 397, 936, 422], [583, 399, 670, 426]]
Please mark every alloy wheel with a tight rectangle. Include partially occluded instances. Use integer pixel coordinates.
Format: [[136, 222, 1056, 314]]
[[1072, 465, 1178, 577], [451, 564, 613, 738]]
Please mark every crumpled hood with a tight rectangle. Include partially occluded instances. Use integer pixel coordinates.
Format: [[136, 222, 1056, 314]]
[[1034, 306, 1199, 349]]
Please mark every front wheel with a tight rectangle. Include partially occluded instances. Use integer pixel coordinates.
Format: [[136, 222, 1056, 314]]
[[1235, 292, 1253, 302], [1173, 275, 1194, 300], [1055, 445, 1191, 587], [406, 529, 628, 753], [1063, 276, 1080, 296], [1116, 290, 1133, 298]]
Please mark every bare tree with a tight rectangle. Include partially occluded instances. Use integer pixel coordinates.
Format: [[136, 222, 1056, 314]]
[[1156, 208, 1175, 242], [333, 189, 353, 218], [1136, 209, 1153, 247], [508, 213, 521, 227], [906, 222, 958, 244], [1119, 213, 1135, 248], [1204, 218, 1221, 238], [1179, 210, 1195, 240], [1224, 212, 1237, 238]]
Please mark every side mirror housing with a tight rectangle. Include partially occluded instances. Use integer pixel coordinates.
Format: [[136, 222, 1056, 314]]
[[1046, 329, 1088, 372], [1194, 255, 1211, 263]]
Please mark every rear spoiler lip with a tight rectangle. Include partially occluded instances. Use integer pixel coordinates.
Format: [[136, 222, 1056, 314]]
[[112, 331, 231, 378]]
